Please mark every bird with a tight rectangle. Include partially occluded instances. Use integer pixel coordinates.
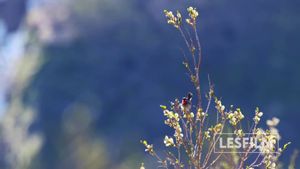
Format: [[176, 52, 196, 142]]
[[181, 92, 193, 113]]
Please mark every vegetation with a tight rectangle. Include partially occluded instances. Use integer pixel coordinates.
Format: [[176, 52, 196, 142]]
[[141, 5, 290, 169]]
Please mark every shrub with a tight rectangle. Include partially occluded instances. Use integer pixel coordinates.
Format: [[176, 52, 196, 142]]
[[140, 4, 290, 169]]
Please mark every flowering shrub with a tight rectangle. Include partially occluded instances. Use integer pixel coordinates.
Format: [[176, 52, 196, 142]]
[[141, 4, 290, 169]]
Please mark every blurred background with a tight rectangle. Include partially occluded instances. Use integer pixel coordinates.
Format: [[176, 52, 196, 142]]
[[0, 0, 299, 168]]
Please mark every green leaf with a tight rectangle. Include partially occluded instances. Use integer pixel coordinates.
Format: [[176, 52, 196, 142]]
[[283, 142, 291, 151], [160, 105, 167, 110]]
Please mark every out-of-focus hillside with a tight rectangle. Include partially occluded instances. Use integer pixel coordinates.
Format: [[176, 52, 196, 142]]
[[0, 0, 300, 168]]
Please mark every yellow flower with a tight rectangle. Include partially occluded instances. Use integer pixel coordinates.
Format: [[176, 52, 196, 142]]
[[213, 123, 223, 133], [140, 163, 145, 169], [253, 108, 263, 124], [187, 7, 199, 19], [140, 140, 154, 154], [227, 108, 244, 126], [266, 117, 280, 127], [215, 99, 225, 114], [164, 136, 175, 147], [183, 112, 194, 120], [196, 108, 207, 121], [174, 126, 184, 145], [234, 129, 244, 137], [186, 6, 199, 26], [164, 10, 181, 29], [204, 131, 211, 140]]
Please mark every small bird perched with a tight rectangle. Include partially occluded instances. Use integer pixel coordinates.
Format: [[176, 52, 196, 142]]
[[181, 92, 193, 113]]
